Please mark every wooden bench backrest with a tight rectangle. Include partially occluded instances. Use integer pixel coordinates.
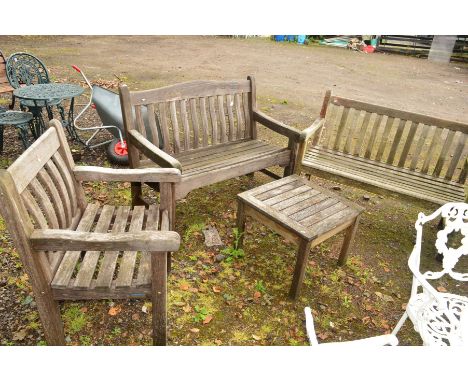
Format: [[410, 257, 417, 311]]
[[315, 94, 468, 184], [0, 50, 13, 94], [119, 77, 255, 156]]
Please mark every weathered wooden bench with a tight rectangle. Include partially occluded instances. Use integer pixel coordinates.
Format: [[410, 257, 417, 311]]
[[0, 50, 14, 108], [0, 120, 181, 345], [119, 76, 315, 203], [301, 91, 467, 205]]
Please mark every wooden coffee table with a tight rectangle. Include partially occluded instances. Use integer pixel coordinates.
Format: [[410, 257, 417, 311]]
[[237, 174, 365, 299]]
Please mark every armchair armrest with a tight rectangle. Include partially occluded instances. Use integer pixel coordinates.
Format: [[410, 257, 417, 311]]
[[300, 118, 325, 142], [73, 166, 181, 183], [128, 130, 182, 171], [253, 110, 303, 141], [31, 229, 180, 252]]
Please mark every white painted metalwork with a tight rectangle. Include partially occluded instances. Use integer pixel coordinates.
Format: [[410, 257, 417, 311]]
[[392, 202, 468, 346]]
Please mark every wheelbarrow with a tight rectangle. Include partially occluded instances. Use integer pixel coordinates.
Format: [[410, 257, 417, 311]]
[[71, 65, 162, 165]]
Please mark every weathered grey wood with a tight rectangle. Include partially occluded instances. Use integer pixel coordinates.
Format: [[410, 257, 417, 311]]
[[263, 184, 311, 206], [289, 240, 312, 299], [36, 169, 67, 228], [364, 114, 382, 159], [44, 160, 73, 227], [226, 94, 235, 141], [312, 89, 332, 147], [397, 122, 418, 167], [151, 251, 167, 345], [208, 96, 218, 144], [338, 216, 360, 266], [386, 119, 406, 165], [158, 103, 171, 152], [459, 159, 468, 184], [190, 98, 200, 149], [343, 109, 359, 154], [52, 152, 78, 216], [217, 95, 228, 143], [135, 105, 146, 138], [421, 127, 443, 174], [203, 225, 223, 247], [129, 80, 251, 105], [73, 165, 181, 183], [21, 188, 49, 229], [375, 116, 394, 162], [28, 178, 59, 229], [146, 103, 160, 148], [199, 97, 210, 147], [73, 205, 115, 289], [234, 93, 244, 140], [169, 101, 181, 153], [433, 129, 456, 178], [445, 133, 466, 180], [323, 105, 341, 149], [253, 110, 303, 141], [136, 204, 159, 286], [353, 111, 372, 156], [95, 206, 130, 288], [333, 107, 350, 151], [180, 99, 191, 151], [115, 206, 145, 288], [247, 75, 256, 139], [7, 127, 59, 193], [409, 124, 431, 171]]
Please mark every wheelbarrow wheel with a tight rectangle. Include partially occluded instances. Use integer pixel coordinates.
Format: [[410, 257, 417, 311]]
[[107, 138, 129, 166]]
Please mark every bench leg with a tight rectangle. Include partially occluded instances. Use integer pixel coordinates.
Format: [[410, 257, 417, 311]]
[[151, 251, 167, 346], [289, 239, 312, 300], [33, 283, 65, 345], [338, 216, 360, 266], [236, 199, 246, 249]]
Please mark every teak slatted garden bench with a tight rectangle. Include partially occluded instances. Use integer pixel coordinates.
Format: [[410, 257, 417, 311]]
[[237, 175, 364, 299], [119, 76, 317, 203], [301, 91, 468, 205], [0, 120, 181, 345]]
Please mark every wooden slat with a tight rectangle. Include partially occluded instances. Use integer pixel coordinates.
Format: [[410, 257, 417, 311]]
[[364, 114, 382, 159], [44, 160, 72, 226], [129, 80, 251, 105], [169, 101, 181, 153], [234, 93, 244, 140], [217, 95, 228, 143], [307, 207, 355, 235], [270, 188, 321, 210], [433, 130, 456, 178], [190, 98, 200, 149], [290, 197, 338, 222], [386, 119, 406, 165], [146, 103, 160, 148], [281, 193, 329, 217], [73, 205, 115, 289], [28, 178, 59, 229], [263, 185, 311, 206], [397, 122, 418, 168], [36, 168, 67, 228], [136, 204, 160, 286], [256, 180, 302, 201], [226, 94, 235, 141], [179, 99, 190, 151], [248, 175, 298, 197], [353, 112, 372, 156], [158, 103, 171, 152], [322, 104, 340, 149], [135, 105, 146, 138], [52, 204, 100, 288], [52, 152, 78, 216], [115, 206, 145, 288], [421, 127, 443, 174], [209, 96, 218, 144], [7, 128, 59, 193], [332, 107, 350, 151], [409, 124, 431, 171], [300, 201, 348, 226], [95, 206, 131, 289], [242, 92, 251, 138], [445, 133, 467, 180], [375, 116, 394, 162], [459, 159, 468, 184], [21, 188, 48, 229], [343, 109, 359, 154], [199, 97, 210, 147]]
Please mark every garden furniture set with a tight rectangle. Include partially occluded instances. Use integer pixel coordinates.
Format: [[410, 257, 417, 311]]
[[1, 72, 467, 346]]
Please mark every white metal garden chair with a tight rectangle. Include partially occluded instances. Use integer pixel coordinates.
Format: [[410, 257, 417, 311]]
[[392, 202, 468, 346], [304, 307, 398, 346]]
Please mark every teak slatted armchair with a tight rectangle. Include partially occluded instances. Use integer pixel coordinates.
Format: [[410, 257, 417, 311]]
[[0, 120, 181, 345], [301, 91, 468, 205], [119, 76, 317, 203]]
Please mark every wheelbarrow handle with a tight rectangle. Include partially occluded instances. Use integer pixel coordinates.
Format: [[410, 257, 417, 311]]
[[72, 65, 81, 73]]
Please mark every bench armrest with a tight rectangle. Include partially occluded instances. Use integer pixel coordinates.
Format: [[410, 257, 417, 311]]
[[300, 118, 325, 142], [253, 110, 303, 141], [73, 166, 181, 183], [31, 229, 180, 252], [128, 129, 182, 171]]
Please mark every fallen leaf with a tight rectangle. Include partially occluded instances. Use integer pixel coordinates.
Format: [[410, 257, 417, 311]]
[[142, 305, 148, 314], [214, 339, 222, 345], [190, 328, 200, 333], [179, 284, 190, 291], [183, 305, 192, 313], [317, 332, 329, 340], [252, 334, 261, 341], [131, 313, 140, 321], [253, 291, 261, 299], [437, 286, 448, 293], [80, 307, 88, 313], [383, 267, 390, 273], [108, 306, 122, 316], [12, 329, 28, 341], [203, 315, 213, 324], [212, 286, 221, 293], [189, 287, 199, 293], [173, 301, 185, 307]]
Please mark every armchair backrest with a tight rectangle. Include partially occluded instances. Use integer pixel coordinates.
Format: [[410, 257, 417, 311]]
[[119, 76, 256, 158], [410, 203, 468, 295], [6, 52, 50, 88], [0, 120, 86, 275]]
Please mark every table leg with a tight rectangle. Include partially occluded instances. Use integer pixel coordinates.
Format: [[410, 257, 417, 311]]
[[338, 216, 361, 266], [289, 239, 312, 300], [236, 199, 246, 249]]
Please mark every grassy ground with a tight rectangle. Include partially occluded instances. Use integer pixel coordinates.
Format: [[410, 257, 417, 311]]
[[0, 36, 466, 346]]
